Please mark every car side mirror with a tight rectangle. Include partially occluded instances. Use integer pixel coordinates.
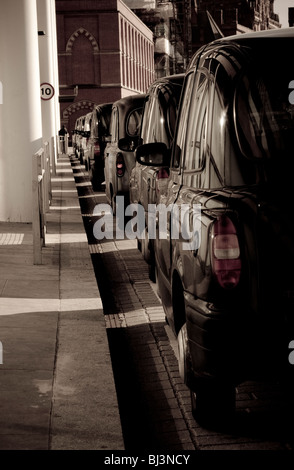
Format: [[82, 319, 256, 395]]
[[136, 142, 170, 167]]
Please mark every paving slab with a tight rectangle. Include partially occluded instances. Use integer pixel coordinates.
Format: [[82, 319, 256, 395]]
[[0, 153, 124, 450]]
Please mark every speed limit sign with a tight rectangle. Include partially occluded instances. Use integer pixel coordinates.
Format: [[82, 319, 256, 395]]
[[40, 83, 54, 100]]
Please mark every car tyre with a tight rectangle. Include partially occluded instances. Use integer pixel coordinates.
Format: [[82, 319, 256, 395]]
[[153, 263, 160, 298], [142, 229, 151, 264], [191, 380, 236, 428], [178, 323, 194, 389], [111, 195, 117, 216], [148, 244, 156, 283]]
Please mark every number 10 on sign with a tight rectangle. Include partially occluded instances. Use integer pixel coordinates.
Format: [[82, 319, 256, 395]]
[[40, 83, 54, 100]]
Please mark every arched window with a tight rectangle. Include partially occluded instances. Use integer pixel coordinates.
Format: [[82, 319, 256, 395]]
[[66, 28, 99, 86], [72, 34, 94, 84]]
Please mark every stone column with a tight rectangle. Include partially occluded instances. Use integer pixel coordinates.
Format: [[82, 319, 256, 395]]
[[0, 0, 43, 222], [50, 0, 61, 135], [37, 0, 59, 167]]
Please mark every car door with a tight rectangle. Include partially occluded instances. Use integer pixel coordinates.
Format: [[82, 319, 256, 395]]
[[129, 95, 151, 206], [132, 93, 154, 208], [104, 106, 118, 206], [155, 73, 195, 287], [174, 70, 210, 295]]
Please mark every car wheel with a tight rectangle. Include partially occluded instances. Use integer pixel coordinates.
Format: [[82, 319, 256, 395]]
[[191, 380, 236, 428], [111, 195, 117, 216], [91, 173, 103, 192], [143, 229, 151, 265], [148, 246, 156, 283], [137, 238, 142, 252], [177, 323, 194, 389], [153, 263, 160, 298], [92, 181, 100, 192], [172, 274, 186, 334], [112, 198, 116, 216], [141, 229, 146, 258]]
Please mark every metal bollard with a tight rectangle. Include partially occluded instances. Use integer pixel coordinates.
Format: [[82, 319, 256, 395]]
[[59, 136, 65, 154]]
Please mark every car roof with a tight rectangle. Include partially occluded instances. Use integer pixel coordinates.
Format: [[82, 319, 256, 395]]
[[222, 26, 294, 42], [147, 73, 185, 92], [112, 93, 146, 111], [95, 102, 113, 111], [111, 94, 146, 139], [187, 27, 294, 72]]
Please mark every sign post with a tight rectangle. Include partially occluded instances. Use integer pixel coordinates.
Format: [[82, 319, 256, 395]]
[[40, 82, 54, 101]]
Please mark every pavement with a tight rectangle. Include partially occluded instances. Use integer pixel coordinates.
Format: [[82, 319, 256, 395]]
[[0, 152, 125, 450]]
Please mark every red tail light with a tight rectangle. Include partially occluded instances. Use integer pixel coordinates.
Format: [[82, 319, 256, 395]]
[[94, 141, 101, 158], [156, 168, 169, 192], [157, 168, 169, 179], [211, 215, 241, 289], [116, 153, 125, 177]]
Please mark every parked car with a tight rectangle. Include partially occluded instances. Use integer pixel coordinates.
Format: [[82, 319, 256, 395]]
[[72, 116, 83, 158], [74, 114, 86, 160], [72, 119, 78, 155], [79, 112, 92, 167], [136, 28, 294, 426], [104, 94, 146, 214], [130, 74, 184, 276], [87, 102, 112, 191]]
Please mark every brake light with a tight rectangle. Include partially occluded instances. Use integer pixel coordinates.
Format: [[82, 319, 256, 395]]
[[157, 168, 169, 179], [116, 153, 125, 177], [211, 215, 241, 289], [156, 168, 169, 192], [94, 141, 101, 158]]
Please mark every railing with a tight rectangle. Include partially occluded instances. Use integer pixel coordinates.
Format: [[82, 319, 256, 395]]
[[32, 141, 51, 265], [51, 135, 56, 176]]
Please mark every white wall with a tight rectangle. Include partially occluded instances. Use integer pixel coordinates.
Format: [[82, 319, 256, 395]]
[[0, 0, 43, 222]]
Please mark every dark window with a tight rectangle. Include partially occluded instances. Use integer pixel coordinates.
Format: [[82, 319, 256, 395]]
[[91, 112, 99, 138], [183, 72, 208, 171], [173, 73, 194, 168], [110, 108, 118, 143], [127, 109, 142, 136], [141, 84, 179, 147], [208, 61, 244, 187], [72, 35, 95, 85]]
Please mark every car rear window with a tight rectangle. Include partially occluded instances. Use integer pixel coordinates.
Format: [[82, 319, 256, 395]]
[[234, 39, 294, 163]]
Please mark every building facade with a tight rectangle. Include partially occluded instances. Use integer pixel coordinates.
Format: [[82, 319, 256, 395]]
[[124, 1, 194, 77], [56, 0, 154, 133], [56, 0, 282, 133], [125, 0, 281, 77], [194, 0, 281, 40]]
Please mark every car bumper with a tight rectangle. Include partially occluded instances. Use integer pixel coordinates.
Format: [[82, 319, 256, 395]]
[[184, 292, 290, 386]]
